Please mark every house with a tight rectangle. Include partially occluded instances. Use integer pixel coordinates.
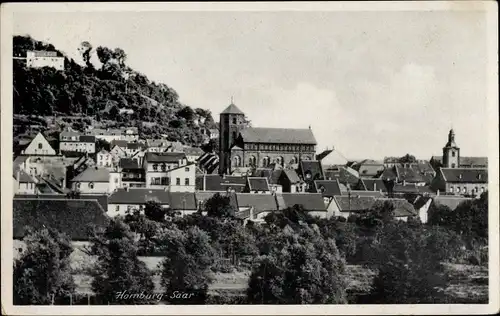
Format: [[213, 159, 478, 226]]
[[13, 170, 37, 194], [183, 146, 205, 163], [107, 187, 171, 217], [316, 147, 349, 166], [120, 158, 146, 188], [145, 139, 183, 153], [15, 193, 108, 210], [220, 175, 247, 193], [21, 132, 57, 156], [376, 198, 417, 222], [123, 142, 145, 157], [169, 192, 198, 216], [431, 168, 487, 197], [314, 180, 342, 198], [59, 129, 96, 155], [26, 50, 65, 71], [298, 160, 325, 185], [70, 167, 111, 194], [144, 152, 194, 191], [85, 127, 139, 143], [235, 193, 279, 223], [246, 177, 271, 193], [196, 174, 224, 191], [96, 149, 116, 168], [351, 159, 385, 178], [110, 144, 127, 160], [278, 169, 306, 193], [412, 196, 433, 223], [167, 163, 196, 192], [331, 195, 376, 219], [13, 198, 109, 241], [121, 127, 139, 142], [323, 165, 360, 188], [356, 178, 388, 193], [394, 165, 429, 186], [276, 193, 328, 218]]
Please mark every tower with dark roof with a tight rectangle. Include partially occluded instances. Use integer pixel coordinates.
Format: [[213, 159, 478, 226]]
[[219, 102, 246, 174], [442, 129, 460, 168]]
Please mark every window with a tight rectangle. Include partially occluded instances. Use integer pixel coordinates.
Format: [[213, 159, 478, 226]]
[[262, 157, 270, 167], [88, 182, 94, 189], [38, 143, 43, 149], [115, 205, 120, 213], [452, 151, 456, 157], [451, 163, 456, 168], [233, 131, 237, 140], [232, 117, 237, 124], [153, 164, 158, 171], [475, 187, 478, 193], [449, 186, 454, 193], [176, 178, 181, 185], [248, 156, 256, 167], [481, 187, 485, 193], [76, 182, 81, 189], [185, 178, 190, 186], [161, 164, 166, 171], [185, 167, 190, 172], [234, 155, 241, 167], [290, 157, 296, 165], [161, 177, 168, 185], [462, 187, 467, 193]]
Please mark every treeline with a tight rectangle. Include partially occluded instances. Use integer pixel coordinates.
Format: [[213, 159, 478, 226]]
[[14, 193, 488, 305], [13, 35, 216, 144]]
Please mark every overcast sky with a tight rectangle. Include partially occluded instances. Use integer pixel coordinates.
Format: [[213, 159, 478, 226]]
[[12, 9, 491, 160]]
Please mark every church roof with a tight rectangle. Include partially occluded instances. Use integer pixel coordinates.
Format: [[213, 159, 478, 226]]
[[240, 127, 317, 144], [221, 103, 245, 115]]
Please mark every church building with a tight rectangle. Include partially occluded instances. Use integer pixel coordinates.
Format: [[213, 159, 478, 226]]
[[218, 103, 317, 175]]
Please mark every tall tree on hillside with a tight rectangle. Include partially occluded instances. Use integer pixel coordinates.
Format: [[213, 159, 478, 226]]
[[204, 193, 236, 218], [78, 41, 93, 67], [96, 46, 114, 66], [91, 219, 155, 304], [13, 228, 76, 305], [113, 48, 127, 68]]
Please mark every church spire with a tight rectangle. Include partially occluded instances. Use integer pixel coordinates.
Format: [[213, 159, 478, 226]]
[[446, 128, 457, 148]]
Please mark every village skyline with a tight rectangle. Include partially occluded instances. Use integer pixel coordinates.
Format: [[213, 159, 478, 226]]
[[12, 9, 490, 160]]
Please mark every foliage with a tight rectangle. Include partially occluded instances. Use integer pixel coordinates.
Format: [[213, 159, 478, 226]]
[[246, 225, 348, 304], [399, 153, 417, 164], [144, 201, 167, 223], [158, 226, 217, 303], [366, 221, 448, 303], [13, 35, 216, 145], [90, 219, 155, 304], [204, 193, 236, 218], [13, 228, 76, 305]]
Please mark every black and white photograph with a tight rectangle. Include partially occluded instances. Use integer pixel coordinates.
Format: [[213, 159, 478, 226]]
[[1, 2, 498, 315]]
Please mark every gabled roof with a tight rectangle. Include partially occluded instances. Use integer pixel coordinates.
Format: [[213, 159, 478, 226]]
[[221, 175, 247, 186], [270, 170, 283, 185], [221, 103, 245, 115], [236, 193, 278, 212], [323, 166, 360, 187], [413, 196, 433, 210], [433, 196, 473, 210], [282, 169, 301, 184], [14, 169, 36, 183], [247, 177, 270, 192], [13, 198, 109, 241], [334, 196, 376, 212], [196, 174, 223, 191], [127, 142, 144, 150], [108, 188, 170, 205], [169, 192, 197, 210], [278, 193, 326, 212], [392, 183, 420, 193], [440, 168, 488, 183], [341, 190, 385, 198], [71, 167, 110, 182], [300, 160, 324, 181], [145, 152, 186, 163], [395, 165, 427, 183], [360, 179, 388, 192], [459, 157, 488, 167], [240, 127, 317, 145], [314, 180, 342, 197], [14, 193, 108, 211], [79, 135, 95, 142], [119, 158, 141, 169]]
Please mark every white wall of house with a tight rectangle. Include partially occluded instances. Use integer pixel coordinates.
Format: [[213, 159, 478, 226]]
[[168, 165, 196, 192], [26, 51, 65, 70], [23, 133, 56, 156], [72, 181, 109, 194], [97, 152, 114, 167], [16, 181, 37, 194], [109, 171, 122, 192], [60, 141, 95, 154], [107, 203, 169, 217], [446, 182, 487, 196], [418, 198, 433, 224]]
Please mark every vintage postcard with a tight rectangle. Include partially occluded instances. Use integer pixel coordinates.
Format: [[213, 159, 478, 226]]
[[1, 1, 499, 315]]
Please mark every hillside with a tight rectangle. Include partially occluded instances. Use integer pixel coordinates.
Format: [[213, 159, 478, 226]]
[[13, 35, 217, 146]]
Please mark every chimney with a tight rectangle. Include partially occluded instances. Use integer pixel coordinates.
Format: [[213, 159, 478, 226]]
[[373, 182, 377, 192], [125, 186, 129, 192], [403, 180, 406, 186], [459, 174, 462, 179], [437, 189, 440, 196]]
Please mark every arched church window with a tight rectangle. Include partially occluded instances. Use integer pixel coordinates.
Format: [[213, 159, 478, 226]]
[[451, 163, 456, 168], [234, 155, 241, 167], [452, 151, 456, 157], [262, 157, 270, 167], [232, 117, 237, 124], [248, 155, 257, 167], [276, 156, 284, 166]]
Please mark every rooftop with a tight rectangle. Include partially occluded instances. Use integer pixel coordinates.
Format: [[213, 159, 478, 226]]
[[240, 127, 317, 145], [145, 152, 187, 163], [71, 167, 110, 182], [440, 168, 488, 183], [247, 177, 270, 192], [221, 103, 245, 115], [278, 193, 326, 212]]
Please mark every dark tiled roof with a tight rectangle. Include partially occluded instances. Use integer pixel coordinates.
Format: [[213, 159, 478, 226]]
[[300, 160, 324, 181], [14, 193, 108, 211], [169, 192, 197, 210], [127, 142, 144, 150], [240, 127, 317, 145], [248, 177, 270, 191], [119, 158, 141, 169], [252, 168, 273, 179], [395, 165, 427, 183], [235, 208, 252, 220], [221, 103, 245, 115], [108, 188, 170, 205], [13, 198, 109, 241], [198, 174, 223, 191], [71, 167, 110, 182], [236, 193, 278, 212], [14, 169, 36, 183], [314, 180, 342, 197], [380, 167, 398, 181], [393, 184, 420, 193], [221, 175, 247, 186], [323, 167, 360, 186], [279, 193, 326, 212], [360, 179, 388, 192], [440, 168, 488, 183], [145, 152, 186, 163], [334, 196, 376, 212], [433, 196, 473, 210], [316, 149, 333, 161], [79, 135, 95, 142], [270, 170, 283, 185], [111, 140, 128, 148], [341, 190, 385, 198]]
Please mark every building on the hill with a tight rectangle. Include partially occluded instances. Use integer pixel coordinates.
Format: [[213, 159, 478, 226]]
[[85, 127, 139, 143], [218, 102, 317, 175], [183, 146, 205, 163], [316, 147, 349, 166], [351, 159, 385, 178], [430, 129, 488, 169], [119, 158, 146, 188], [143, 152, 195, 191], [26, 50, 65, 71], [276, 193, 328, 218], [13, 170, 37, 194], [431, 168, 488, 197], [59, 129, 96, 155], [69, 166, 113, 194], [21, 132, 57, 156], [246, 177, 271, 193]]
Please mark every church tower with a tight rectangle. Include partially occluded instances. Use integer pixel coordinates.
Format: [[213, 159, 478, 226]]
[[219, 102, 246, 175], [442, 129, 460, 168]]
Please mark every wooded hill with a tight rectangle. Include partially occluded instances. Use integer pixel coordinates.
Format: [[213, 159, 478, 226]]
[[13, 35, 217, 145]]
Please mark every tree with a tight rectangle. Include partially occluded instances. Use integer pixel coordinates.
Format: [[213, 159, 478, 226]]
[[78, 41, 93, 67], [159, 226, 216, 303], [91, 219, 155, 304], [427, 203, 454, 227], [96, 46, 113, 66], [366, 221, 447, 303], [176, 106, 195, 122], [13, 228, 76, 305], [144, 201, 167, 223], [218, 220, 259, 265], [204, 193, 236, 218], [399, 153, 417, 164], [247, 225, 347, 304], [95, 139, 111, 153], [113, 48, 127, 68]]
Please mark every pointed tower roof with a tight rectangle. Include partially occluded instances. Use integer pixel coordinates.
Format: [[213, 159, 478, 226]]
[[445, 128, 458, 148], [221, 103, 245, 115]]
